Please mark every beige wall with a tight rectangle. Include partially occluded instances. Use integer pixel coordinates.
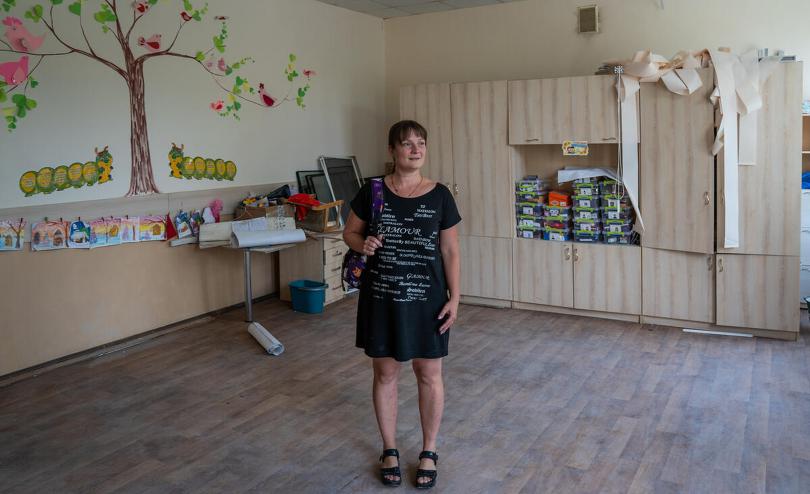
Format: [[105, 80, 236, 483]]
[[0, 241, 276, 376], [384, 0, 810, 123]]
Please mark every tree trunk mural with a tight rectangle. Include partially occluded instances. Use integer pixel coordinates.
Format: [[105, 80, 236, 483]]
[[126, 60, 158, 195], [1, 1, 315, 199]]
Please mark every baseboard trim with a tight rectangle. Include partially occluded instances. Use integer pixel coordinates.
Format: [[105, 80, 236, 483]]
[[0, 293, 278, 387], [511, 302, 641, 323], [641, 316, 799, 341], [460, 295, 512, 308]]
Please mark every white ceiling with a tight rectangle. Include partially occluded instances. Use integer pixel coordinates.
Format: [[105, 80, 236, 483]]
[[317, 0, 526, 19]]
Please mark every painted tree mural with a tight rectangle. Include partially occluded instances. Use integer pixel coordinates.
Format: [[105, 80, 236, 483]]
[[0, 0, 314, 196]]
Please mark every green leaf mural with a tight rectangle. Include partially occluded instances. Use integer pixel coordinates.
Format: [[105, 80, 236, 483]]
[[1, 1, 316, 196]]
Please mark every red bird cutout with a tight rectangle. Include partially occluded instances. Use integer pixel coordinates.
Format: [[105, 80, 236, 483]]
[[258, 83, 275, 107], [180, 11, 191, 22], [132, 1, 148, 14], [0, 55, 28, 85], [3, 16, 45, 52], [137, 34, 161, 53]]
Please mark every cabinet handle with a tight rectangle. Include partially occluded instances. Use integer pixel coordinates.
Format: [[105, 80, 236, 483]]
[[525, 138, 540, 142], [707, 256, 713, 271], [330, 265, 342, 273], [564, 246, 571, 261], [573, 247, 580, 262], [332, 250, 343, 257], [718, 258, 724, 272], [601, 137, 617, 141], [704, 192, 710, 206]]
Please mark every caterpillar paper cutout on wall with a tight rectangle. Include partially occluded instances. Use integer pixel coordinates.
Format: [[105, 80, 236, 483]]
[[168, 143, 236, 181], [18, 146, 113, 197]]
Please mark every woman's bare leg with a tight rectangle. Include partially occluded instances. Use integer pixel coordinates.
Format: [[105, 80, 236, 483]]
[[373, 357, 401, 481], [412, 357, 443, 486]]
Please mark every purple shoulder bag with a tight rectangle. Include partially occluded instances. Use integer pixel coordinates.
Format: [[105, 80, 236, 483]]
[[342, 178, 384, 290]]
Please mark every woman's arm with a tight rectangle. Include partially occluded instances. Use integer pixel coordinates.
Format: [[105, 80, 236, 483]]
[[438, 225, 460, 333], [343, 210, 383, 255]]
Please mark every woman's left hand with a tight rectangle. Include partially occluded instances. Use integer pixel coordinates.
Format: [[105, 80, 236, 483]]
[[437, 299, 459, 334]]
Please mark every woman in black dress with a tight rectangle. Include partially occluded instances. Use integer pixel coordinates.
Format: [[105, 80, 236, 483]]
[[343, 120, 461, 489]]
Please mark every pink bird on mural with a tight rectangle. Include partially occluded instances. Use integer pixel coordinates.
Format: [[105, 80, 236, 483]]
[[258, 83, 276, 107], [217, 58, 227, 73], [132, 1, 149, 14], [0, 55, 28, 85], [2, 17, 45, 52], [180, 11, 192, 22], [210, 100, 224, 112], [303, 69, 316, 79], [137, 34, 162, 53]]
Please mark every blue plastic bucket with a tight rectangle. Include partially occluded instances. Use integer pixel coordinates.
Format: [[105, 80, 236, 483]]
[[289, 280, 327, 314]]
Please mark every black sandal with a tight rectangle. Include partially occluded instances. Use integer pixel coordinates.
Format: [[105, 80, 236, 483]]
[[415, 450, 438, 489], [379, 448, 402, 487]]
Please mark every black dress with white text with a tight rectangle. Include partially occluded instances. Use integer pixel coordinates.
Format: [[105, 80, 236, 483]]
[[350, 181, 461, 361]]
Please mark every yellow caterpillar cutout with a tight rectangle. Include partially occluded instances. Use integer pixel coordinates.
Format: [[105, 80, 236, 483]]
[[169, 143, 236, 181], [19, 146, 113, 197]]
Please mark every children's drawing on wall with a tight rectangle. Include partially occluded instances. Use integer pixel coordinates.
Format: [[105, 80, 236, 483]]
[[1, 0, 316, 197], [120, 216, 140, 243], [168, 143, 236, 181], [31, 219, 68, 251], [18, 145, 113, 196], [138, 215, 165, 241], [67, 218, 91, 249], [0, 218, 25, 251]]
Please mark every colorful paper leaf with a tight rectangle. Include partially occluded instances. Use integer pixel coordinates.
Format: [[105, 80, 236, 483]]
[[68, 1, 80, 15]]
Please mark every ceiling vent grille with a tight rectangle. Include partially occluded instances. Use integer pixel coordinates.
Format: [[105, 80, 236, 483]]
[[578, 5, 599, 34]]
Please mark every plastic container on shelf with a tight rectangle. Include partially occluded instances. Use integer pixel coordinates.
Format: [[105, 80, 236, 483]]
[[543, 227, 571, 241], [603, 194, 631, 209], [573, 217, 601, 232], [515, 175, 548, 193], [548, 191, 570, 207], [572, 184, 598, 197], [572, 195, 600, 208], [573, 230, 602, 243], [574, 176, 601, 185], [604, 231, 638, 244], [543, 204, 571, 217], [517, 226, 543, 239], [544, 219, 569, 230], [604, 220, 633, 234], [516, 214, 543, 229], [515, 202, 544, 216], [573, 207, 601, 220], [602, 205, 633, 221], [599, 179, 622, 195], [515, 191, 548, 204]]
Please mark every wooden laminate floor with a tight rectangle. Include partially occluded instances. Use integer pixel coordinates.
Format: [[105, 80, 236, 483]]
[[2, 297, 809, 494]]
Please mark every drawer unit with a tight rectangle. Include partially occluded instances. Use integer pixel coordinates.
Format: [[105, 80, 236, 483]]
[[279, 234, 348, 306]]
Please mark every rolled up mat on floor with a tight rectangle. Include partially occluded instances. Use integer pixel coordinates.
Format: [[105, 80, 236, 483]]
[[247, 322, 285, 356]]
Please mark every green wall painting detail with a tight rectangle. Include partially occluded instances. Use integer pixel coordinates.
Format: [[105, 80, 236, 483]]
[[1, 0, 315, 197], [168, 142, 236, 181], [18, 145, 113, 196]]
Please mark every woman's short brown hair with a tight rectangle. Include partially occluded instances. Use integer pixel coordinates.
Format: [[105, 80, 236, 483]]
[[388, 120, 428, 149]]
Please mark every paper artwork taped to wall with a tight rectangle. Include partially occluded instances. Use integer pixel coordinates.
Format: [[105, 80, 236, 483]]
[[2, 2, 316, 198], [31, 220, 69, 251], [88, 218, 109, 248], [120, 217, 140, 244], [67, 219, 91, 249], [0, 218, 26, 251], [139, 215, 166, 241], [18, 146, 114, 197], [562, 141, 589, 156], [168, 143, 237, 181], [106, 217, 123, 246]]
